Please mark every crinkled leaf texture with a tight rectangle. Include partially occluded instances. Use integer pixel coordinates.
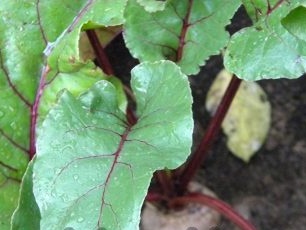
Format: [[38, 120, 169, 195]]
[[206, 70, 271, 162], [124, 0, 240, 75], [225, 0, 306, 81], [0, 0, 127, 227], [33, 61, 193, 230]]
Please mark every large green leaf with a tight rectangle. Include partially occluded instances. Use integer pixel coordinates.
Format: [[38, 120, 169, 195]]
[[225, 0, 306, 81], [33, 61, 193, 230], [124, 0, 240, 75], [206, 70, 271, 162], [0, 0, 127, 228], [11, 160, 40, 230]]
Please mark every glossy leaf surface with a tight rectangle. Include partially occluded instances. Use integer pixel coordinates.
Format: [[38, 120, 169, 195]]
[[206, 70, 271, 162], [124, 0, 240, 75], [225, 0, 306, 80], [0, 0, 127, 227], [33, 61, 193, 230]]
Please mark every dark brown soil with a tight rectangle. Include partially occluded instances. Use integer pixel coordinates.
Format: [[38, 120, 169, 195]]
[[105, 7, 306, 230]]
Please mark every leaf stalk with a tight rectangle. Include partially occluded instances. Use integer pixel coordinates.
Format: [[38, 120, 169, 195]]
[[176, 75, 242, 194]]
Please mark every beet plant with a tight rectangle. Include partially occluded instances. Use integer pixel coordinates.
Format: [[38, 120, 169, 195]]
[[1, 0, 305, 229]]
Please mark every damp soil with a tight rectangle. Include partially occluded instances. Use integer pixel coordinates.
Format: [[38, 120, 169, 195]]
[[105, 7, 306, 230]]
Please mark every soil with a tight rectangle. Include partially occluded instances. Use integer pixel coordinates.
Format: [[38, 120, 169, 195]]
[[105, 7, 306, 230]]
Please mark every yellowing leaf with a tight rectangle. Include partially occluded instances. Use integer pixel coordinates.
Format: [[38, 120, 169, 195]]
[[206, 69, 271, 162]]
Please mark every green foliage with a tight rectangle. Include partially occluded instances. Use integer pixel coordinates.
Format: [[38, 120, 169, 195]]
[[0, 178, 19, 229], [11, 160, 40, 230], [225, 0, 306, 80], [0, 0, 126, 228], [33, 61, 193, 229], [1, 0, 306, 229], [282, 5, 306, 42], [124, 0, 241, 75]]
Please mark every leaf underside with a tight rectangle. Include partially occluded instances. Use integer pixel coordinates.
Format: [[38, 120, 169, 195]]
[[33, 61, 193, 230], [124, 0, 241, 75]]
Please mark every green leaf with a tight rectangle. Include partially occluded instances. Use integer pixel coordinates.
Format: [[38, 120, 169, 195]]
[[0, 178, 19, 230], [225, 0, 306, 81], [11, 160, 40, 230], [206, 70, 271, 162], [242, 0, 283, 22], [136, 0, 168, 12], [0, 0, 127, 226], [33, 61, 193, 230], [282, 5, 306, 42], [124, 0, 240, 75]]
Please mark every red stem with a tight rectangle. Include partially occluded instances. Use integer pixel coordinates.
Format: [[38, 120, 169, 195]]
[[266, 0, 286, 15], [176, 0, 193, 61], [86, 29, 175, 197], [154, 171, 175, 198], [170, 193, 257, 230], [145, 191, 167, 203], [86, 30, 114, 75], [177, 76, 242, 194], [29, 65, 49, 159]]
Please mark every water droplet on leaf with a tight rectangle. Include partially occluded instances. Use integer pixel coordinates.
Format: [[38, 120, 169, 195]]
[[73, 175, 79, 180], [77, 217, 84, 222]]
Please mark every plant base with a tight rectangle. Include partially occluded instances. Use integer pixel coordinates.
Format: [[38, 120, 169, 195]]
[[141, 182, 220, 230]]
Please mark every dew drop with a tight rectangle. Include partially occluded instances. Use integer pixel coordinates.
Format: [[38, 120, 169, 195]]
[[8, 106, 14, 112], [77, 217, 84, 223], [60, 194, 69, 202], [73, 175, 79, 180], [0, 110, 4, 118], [54, 168, 61, 175], [10, 122, 17, 130], [51, 190, 56, 197]]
